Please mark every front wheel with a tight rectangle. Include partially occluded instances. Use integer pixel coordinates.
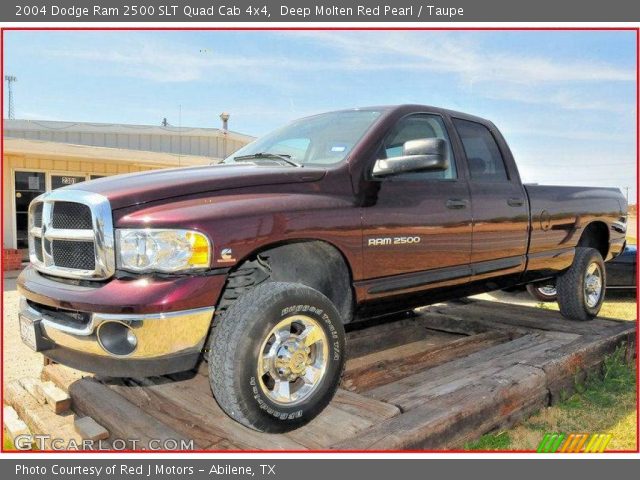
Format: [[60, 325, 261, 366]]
[[556, 247, 606, 321], [208, 282, 345, 432]]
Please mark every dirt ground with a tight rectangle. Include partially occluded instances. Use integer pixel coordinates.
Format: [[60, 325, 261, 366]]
[[2, 276, 44, 384]]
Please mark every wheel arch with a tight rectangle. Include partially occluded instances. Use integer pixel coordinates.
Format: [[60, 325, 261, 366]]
[[577, 221, 610, 260], [231, 239, 356, 323]]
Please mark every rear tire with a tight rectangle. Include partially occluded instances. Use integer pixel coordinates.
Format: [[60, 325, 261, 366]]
[[208, 282, 345, 432], [526, 282, 557, 302], [556, 247, 606, 321]]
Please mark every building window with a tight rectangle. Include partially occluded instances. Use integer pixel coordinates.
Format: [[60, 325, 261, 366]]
[[14, 171, 46, 249]]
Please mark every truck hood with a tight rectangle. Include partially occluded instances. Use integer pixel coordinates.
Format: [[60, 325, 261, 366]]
[[65, 164, 327, 210]]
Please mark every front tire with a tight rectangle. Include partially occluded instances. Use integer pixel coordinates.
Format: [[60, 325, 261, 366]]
[[208, 282, 345, 432], [556, 247, 606, 321]]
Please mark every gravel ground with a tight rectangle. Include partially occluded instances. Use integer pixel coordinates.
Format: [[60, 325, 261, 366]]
[[2, 277, 43, 384]]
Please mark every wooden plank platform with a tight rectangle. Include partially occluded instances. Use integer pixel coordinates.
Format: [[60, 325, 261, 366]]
[[9, 299, 637, 450]]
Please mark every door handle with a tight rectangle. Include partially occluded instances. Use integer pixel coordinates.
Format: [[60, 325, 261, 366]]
[[507, 197, 524, 207], [446, 199, 468, 210]]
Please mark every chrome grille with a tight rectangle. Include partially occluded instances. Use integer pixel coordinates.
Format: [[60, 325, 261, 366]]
[[51, 240, 96, 270], [28, 190, 115, 280], [51, 202, 93, 229], [34, 237, 44, 262], [33, 203, 43, 228]]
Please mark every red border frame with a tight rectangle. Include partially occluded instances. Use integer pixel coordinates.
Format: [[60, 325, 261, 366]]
[[0, 26, 638, 455]]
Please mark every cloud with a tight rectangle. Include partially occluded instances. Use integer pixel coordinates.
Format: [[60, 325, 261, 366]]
[[37, 31, 636, 116], [291, 31, 634, 84]]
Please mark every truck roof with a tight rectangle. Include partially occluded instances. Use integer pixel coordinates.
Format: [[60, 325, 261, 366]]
[[310, 104, 494, 127]]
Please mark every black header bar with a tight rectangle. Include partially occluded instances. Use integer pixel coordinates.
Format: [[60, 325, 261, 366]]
[[2, 0, 640, 23]]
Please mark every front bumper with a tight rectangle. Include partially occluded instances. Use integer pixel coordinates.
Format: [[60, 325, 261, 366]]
[[17, 266, 224, 377], [19, 296, 214, 377]]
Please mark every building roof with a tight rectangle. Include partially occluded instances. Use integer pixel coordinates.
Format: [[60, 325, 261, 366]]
[[3, 118, 254, 143], [4, 137, 216, 167]]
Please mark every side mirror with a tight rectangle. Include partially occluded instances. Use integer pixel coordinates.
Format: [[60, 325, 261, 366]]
[[373, 138, 449, 177]]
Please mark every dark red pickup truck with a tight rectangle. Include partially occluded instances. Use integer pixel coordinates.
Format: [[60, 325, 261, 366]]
[[18, 105, 627, 432]]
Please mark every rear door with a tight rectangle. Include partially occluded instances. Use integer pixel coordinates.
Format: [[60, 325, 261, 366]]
[[451, 118, 529, 278]]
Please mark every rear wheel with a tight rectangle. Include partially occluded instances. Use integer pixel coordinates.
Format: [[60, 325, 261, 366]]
[[556, 247, 606, 321], [208, 282, 345, 432]]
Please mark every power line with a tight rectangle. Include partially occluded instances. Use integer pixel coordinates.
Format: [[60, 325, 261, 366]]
[[5, 75, 17, 119]]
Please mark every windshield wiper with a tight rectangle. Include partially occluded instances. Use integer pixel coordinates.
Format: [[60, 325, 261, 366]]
[[233, 152, 302, 167]]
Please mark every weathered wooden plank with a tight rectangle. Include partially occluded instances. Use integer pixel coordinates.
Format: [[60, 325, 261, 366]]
[[107, 375, 306, 450], [346, 316, 463, 359], [99, 376, 229, 450], [74, 416, 110, 441], [68, 378, 191, 450], [443, 300, 626, 335], [41, 363, 89, 392], [3, 405, 32, 447], [287, 388, 401, 448], [19, 376, 71, 413], [189, 372, 400, 448], [415, 307, 522, 336], [332, 364, 549, 450], [330, 389, 400, 423], [4, 381, 81, 449], [40, 381, 72, 414], [522, 325, 636, 403], [368, 333, 575, 410], [342, 331, 509, 392], [18, 377, 46, 405]]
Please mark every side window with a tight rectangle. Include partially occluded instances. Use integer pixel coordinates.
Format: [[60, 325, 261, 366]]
[[380, 114, 456, 180], [453, 119, 508, 182]]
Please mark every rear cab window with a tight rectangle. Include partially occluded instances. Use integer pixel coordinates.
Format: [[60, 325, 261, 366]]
[[453, 118, 509, 182]]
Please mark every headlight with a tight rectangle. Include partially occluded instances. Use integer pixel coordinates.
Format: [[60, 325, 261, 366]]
[[116, 229, 211, 273]]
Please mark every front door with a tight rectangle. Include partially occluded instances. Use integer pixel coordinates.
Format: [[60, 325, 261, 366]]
[[361, 113, 473, 295]]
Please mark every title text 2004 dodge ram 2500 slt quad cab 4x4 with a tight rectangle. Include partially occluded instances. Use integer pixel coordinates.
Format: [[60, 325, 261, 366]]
[[18, 105, 627, 432]]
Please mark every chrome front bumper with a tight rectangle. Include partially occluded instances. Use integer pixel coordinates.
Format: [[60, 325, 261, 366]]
[[19, 296, 214, 360]]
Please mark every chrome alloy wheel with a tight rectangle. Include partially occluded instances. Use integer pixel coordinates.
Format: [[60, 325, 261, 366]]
[[584, 262, 604, 308], [537, 285, 557, 297], [257, 315, 329, 406]]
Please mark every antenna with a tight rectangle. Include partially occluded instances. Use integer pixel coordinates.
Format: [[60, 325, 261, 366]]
[[5, 75, 17, 119]]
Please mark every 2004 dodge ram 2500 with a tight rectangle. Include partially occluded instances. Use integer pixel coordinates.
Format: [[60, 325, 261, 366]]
[[18, 105, 627, 432]]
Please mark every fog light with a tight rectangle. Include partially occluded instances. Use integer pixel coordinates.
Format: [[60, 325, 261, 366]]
[[97, 321, 138, 356]]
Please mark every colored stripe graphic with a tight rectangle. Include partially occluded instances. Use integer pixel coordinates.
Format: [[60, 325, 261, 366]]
[[537, 433, 612, 453], [584, 434, 613, 453], [537, 433, 565, 453]]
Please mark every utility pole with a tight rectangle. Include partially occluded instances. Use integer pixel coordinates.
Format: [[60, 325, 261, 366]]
[[220, 112, 230, 158], [5, 75, 17, 119]]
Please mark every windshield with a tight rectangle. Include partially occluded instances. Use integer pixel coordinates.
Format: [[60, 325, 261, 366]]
[[224, 110, 383, 166]]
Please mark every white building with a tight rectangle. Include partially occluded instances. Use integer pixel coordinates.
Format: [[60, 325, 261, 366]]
[[3, 117, 254, 253]]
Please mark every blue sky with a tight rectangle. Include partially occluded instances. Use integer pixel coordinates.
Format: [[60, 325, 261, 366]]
[[3, 30, 637, 200]]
